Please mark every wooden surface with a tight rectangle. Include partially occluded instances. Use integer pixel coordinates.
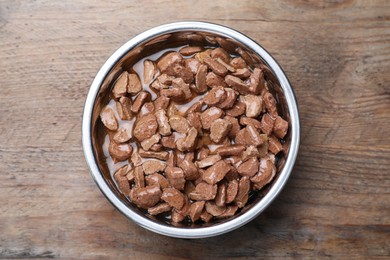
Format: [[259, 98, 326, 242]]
[[1, 0, 389, 258]]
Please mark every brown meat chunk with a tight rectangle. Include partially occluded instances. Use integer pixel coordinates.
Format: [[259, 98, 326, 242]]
[[225, 75, 250, 95], [147, 203, 172, 216], [127, 73, 142, 95], [131, 152, 143, 167], [113, 166, 131, 195], [260, 113, 275, 136], [268, 135, 283, 154], [161, 134, 176, 149], [235, 176, 250, 208], [100, 106, 118, 131], [230, 57, 247, 69], [134, 166, 145, 188], [140, 133, 161, 151], [133, 113, 158, 142], [155, 109, 171, 136], [179, 46, 203, 56], [237, 157, 259, 177], [185, 58, 201, 74], [216, 88, 237, 109], [200, 107, 224, 129], [204, 57, 228, 77], [113, 124, 132, 143], [215, 145, 245, 157], [232, 68, 251, 79], [186, 112, 202, 132], [142, 160, 166, 175], [139, 102, 155, 117], [245, 125, 267, 147], [161, 187, 186, 210], [143, 60, 156, 85], [225, 101, 245, 117], [131, 91, 151, 114], [153, 96, 170, 111], [169, 115, 190, 134], [189, 182, 217, 201], [200, 210, 213, 222], [263, 91, 278, 117], [240, 94, 262, 118], [251, 157, 276, 190], [248, 68, 265, 94], [145, 173, 170, 189], [179, 158, 199, 181], [240, 117, 262, 129], [202, 160, 231, 185], [273, 116, 288, 139], [165, 166, 186, 191], [176, 127, 198, 152], [209, 118, 232, 143], [194, 64, 208, 93], [203, 86, 226, 106], [116, 96, 133, 120], [215, 183, 226, 207], [156, 52, 183, 74], [224, 116, 240, 138], [206, 72, 227, 88], [172, 77, 192, 100], [160, 87, 185, 101], [217, 205, 238, 218], [210, 48, 230, 63], [235, 128, 248, 146], [241, 145, 260, 161], [216, 57, 236, 73], [189, 201, 205, 222], [205, 201, 226, 217], [138, 148, 169, 161], [129, 185, 162, 209], [109, 141, 132, 162], [225, 179, 239, 204], [112, 71, 128, 98], [196, 154, 222, 169]]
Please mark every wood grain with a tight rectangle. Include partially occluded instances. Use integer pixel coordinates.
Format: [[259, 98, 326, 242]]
[[1, 0, 389, 258]]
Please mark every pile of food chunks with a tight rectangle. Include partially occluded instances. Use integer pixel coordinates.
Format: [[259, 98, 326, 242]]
[[100, 45, 288, 223]]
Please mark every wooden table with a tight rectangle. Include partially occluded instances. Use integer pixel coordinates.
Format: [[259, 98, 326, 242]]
[[1, 1, 389, 258]]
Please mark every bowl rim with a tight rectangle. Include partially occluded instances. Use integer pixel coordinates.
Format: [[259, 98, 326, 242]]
[[82, 21, 300, 239]]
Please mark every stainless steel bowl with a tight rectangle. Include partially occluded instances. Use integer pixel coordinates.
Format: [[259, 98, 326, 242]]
[[82, 21, 300, 238]]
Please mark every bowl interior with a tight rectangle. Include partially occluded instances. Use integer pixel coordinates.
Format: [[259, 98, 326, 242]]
[[90, 29, 292, 229]]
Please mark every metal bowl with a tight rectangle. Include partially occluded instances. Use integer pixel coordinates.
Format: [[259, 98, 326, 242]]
[[82, 21, 300, 238]]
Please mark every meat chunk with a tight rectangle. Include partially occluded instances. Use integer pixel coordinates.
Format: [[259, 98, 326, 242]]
[[263, 91, 278, 117], [245, 125, 267, 147], [127, 73, 142, 95], [235, 176, 250, 208], [204, 57, 228, 77], [225, 75, 250, 95], [112, 71, 128, 98], [202, 160, 231, 185], [209, 118, 232, 143], [194, 64, 208, 93], [225, 179, 239, 204], [251, 157, 276, 190], [109, 141, 132, 162], [260, 113, 275, 136], [161, 188, 186, 210], [155, 109, 171, 136], [140, 134, 161, 151], [145, 173, 170, 189], [189, 182, 217, 201], [129, 185, 162, 209], [200, 107, 224, 129], [215, 145, 245, 157], [148, 203, 172, 216], [132, 91, 151, 114], [268, 135, 283, 155], [142, 160, 166, 175], [216, 88, 237, 109], [165, 166, 186, 191], [273, 116, 288, 139], [240, 94, 262, 118], [206, 72, 227, 88], [215, 183, 226, 207], [225, 101, 245, 117], [189, 201, 205, 222], [113, 166, 131, 195], [100, 106, 118, 131], [143, 60, 156, 85], [169, 115, 190, 134], [196, 154, 222, 169], [203, 86, 226, 106], [133, 113, 158, 142], [237, 157, 259, 177]]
